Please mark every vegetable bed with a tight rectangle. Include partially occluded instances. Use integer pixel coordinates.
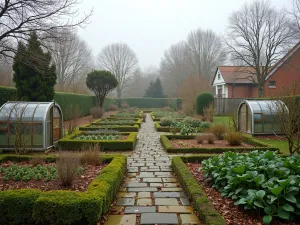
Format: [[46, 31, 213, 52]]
[[79, 124, 139, 132], [161, 135, 279, 153], [0, 154, 126, 225], [59, 132, 137, 150], [201, 151, 300, 224]]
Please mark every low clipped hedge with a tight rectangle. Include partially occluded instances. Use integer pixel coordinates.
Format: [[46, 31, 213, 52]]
[[79, 124, 139, 132], [172, 156, 226, 225], [92, 119, 143, 127], [114, 98, 182, 109], [0, 154, 126, 225], [154, 122, 179, 132], [58, 132, 137, 151], [161, 135, 279, 153]]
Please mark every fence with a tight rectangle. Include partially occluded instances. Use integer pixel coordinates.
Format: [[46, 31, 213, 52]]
[[214, 98, 245, 116]]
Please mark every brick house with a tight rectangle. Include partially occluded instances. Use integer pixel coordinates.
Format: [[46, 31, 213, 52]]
[[212, 42, 300, 98]]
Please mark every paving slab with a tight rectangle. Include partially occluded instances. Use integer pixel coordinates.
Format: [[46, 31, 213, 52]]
[[155, 198, 179, 205], [124, 206, 156, 214], [158, 206, 194, 213], [140, 213, 178, 224], [116, 198, 135, 206], [123, 182, 147, 188], [180, 198, 191, 206], [137, 192, 151, 198], [180, 214, 201, 225], [154, 192, 185, 198], [143, 178, 162, 183], [104, 215, 136, 225], [161, 187, 183, 192], [128, 187, 157, 192], [137, 198, 152, 206]]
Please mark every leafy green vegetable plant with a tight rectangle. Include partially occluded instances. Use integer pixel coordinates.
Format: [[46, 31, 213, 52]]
[[0, 164, 58, 182], [201, 151, 300, 224]]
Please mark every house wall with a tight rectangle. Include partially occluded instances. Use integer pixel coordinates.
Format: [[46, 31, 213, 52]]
[[227, 84, 254, 98], [264, 47, 300, 97]]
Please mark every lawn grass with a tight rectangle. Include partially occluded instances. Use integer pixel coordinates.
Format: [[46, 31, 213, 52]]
[[214, 116, 230, 125], [254, 139, 289, 154], [213, 116, 290, 154]]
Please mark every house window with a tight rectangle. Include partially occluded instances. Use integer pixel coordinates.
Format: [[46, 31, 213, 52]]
[[269, 81, 276, 88], [218, 73, 220, 80]]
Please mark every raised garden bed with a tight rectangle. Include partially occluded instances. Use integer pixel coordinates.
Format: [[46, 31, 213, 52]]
[[187, 152, 300, 225], [0, 160, 106, 192], [79, 123, 139, 132], [92, 118, 143, 127], [0, 154, 126, 225], [59, 132, 137, 150], [161, 135, 279, 153]]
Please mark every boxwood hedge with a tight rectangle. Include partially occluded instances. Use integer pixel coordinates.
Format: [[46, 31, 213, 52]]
[[172, 156, 226, 225], [58, 132, 137, 150], [0, 154, 126, 225]]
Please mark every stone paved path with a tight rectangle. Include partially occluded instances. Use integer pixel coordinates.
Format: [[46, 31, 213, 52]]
[[104, 114, 201, 225]]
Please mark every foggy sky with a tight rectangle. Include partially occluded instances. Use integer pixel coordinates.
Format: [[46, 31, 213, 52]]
[[78, 0, 292, 69]]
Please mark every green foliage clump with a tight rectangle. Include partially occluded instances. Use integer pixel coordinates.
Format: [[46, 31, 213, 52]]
[[144, 77, 165, 98], [183, 117, 202, 128], [202, 151, 300, 224], [196, 92, 214, 115], [0, 164, 57, 182], [74, 134, 121, 141], [13, 32, 56, 101], [160, 117, 176, 127], [86, 70, 118, 107]]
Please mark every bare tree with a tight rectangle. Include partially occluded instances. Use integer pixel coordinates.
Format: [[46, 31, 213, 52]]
[[186, 28, 226, 78], [160, 41, 191, 96], [44, 29, 94, 92], [97, 43, 138, 98], [271, 83, 300, 154], [226, 0, 293, 97], [288, 0, 300, 38], [0, 0, 91, 59], [176, 75, 212, 116]]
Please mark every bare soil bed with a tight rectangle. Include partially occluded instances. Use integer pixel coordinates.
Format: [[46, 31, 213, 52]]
[[0, 161, 106, 192], [187, 163, 299, 225], [171, 139, 253, 148]]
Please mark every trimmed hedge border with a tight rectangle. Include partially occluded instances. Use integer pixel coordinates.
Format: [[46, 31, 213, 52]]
[[172, 156, 226, 225], [161, 135, 279, 153], [79, 123, 139, 132], [92, 119, 143, 127], [58, 132, 137, 151], [0, 154, 126, 225]]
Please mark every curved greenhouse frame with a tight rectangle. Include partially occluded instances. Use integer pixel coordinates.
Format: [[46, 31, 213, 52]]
[[237, 100, 285, 135], [0, 101, 63, 150]]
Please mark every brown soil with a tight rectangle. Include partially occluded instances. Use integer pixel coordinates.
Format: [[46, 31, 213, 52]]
[[0, 161, 106, 192], [187, 163, 300, 225], [171, 139, 253, 148]]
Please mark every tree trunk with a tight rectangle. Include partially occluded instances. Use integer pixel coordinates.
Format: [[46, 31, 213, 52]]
[[258, 84, 264, 97], [116, 87, 122, 99]]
